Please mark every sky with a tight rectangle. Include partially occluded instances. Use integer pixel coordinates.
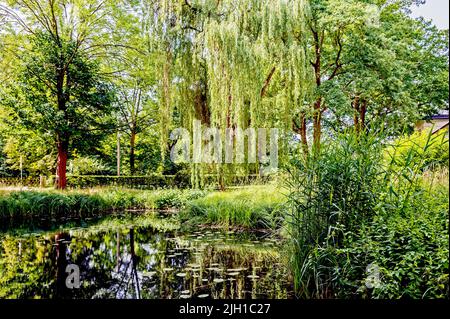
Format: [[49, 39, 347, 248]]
[[409, 0, 449, 29]]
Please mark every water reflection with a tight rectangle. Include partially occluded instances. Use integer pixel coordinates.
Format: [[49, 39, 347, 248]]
[[0, 216, 291, 299]]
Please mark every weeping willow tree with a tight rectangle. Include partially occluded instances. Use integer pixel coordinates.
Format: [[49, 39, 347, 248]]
[[202, 0, 313, 175], [147, 0, 313, 187]]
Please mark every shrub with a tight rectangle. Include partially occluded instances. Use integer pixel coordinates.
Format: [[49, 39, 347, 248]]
[[65, 174, 189, 189], [286, 130, 449, 299], [68, 156, 111, 175], [385, 128, 449, 171]]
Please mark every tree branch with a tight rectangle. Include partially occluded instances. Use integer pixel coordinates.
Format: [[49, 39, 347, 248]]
[[260, 66, 277, 97]]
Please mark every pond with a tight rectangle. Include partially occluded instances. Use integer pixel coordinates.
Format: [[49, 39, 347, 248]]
[[0, 213, 292, 299]]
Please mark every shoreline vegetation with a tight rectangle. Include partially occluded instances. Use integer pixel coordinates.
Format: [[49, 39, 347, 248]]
[[0, 130, 449, 299], [0, 185, 285, 231], [0, 0, 448, 301]]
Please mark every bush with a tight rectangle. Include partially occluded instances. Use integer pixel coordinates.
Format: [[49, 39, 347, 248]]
[[68, 156, 111, 175], [286, 130, 449, 299], [385, 129, 449, 171], [65, 174, 190, 189], [339, 184, 448, 298]]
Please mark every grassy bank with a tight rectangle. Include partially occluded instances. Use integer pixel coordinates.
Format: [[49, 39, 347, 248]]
[[0, 185, 285, 231], [179, 185, 286, 230], [0, 188, 208, 228], [286, 130, 449, 299]]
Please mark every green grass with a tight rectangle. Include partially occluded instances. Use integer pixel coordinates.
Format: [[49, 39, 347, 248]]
[[0, 185, 286, 231], [286, 130, 449, 299], [0, 187, 209, 228], [179, 185, 286, 230]]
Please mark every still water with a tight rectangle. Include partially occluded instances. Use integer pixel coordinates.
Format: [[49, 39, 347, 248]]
[[0, 213, 292, 299]]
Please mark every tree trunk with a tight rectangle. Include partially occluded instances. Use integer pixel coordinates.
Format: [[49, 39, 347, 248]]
[[56, 140, 68, 190], [293, 113, 309, 156], [353, 96, 367, 134], [130, 129, 136, 175], [360, 99, 367, 131], [311, 28, 323, 154], [353, 96, 360, 134], [313, 98, 322, 153], [260, 66, 276, 97]]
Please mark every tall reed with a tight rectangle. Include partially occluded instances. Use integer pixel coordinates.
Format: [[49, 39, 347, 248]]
[[286, 129, 449, 298]]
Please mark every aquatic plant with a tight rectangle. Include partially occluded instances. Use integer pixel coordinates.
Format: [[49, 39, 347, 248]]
[[180, 185, 285, 230], [0, 188, 209, 228], [286, 130, 449, 299]]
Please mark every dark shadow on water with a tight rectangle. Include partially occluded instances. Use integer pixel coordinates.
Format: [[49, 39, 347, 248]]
[[0, 213, 292, 299]]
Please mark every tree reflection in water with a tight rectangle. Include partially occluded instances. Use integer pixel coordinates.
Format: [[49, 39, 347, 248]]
[[0, 215, 291, 299]]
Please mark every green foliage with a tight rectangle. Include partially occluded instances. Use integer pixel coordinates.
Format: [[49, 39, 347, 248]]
[[0, 31, 115, 147], [339, 184, 448, 298], [317, 0, 449, 135], [0, 188, 209, 229], [287, 131, 449, 299], [1, 128, 55, 176], [385, 129, 449, 171], [286, 132, 384, 297], [64, 174, 190, 189], [68, 155, 112, 176], [180, 185, 285, 229], [153, 189, 208, 210], [0, 0, 448, 178]]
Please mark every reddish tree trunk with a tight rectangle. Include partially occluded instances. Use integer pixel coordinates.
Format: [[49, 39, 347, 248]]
[[360, 99, 367, 131], [293, 113, 309, 156], [313, 98, 322, 153], [353, 96, 360, 134], [56, 141, 68, 190]]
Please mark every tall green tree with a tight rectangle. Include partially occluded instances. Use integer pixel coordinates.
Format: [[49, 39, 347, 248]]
[[0, 0, 117, 188], [304, 0, 448, 146]]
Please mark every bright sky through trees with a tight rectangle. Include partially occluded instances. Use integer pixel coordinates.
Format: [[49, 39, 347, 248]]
[[410, 0, 449, 29]]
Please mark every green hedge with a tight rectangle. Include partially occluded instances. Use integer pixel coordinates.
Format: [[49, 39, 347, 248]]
[[65, 174, 190, 189], [0, 174, 273, 189]]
